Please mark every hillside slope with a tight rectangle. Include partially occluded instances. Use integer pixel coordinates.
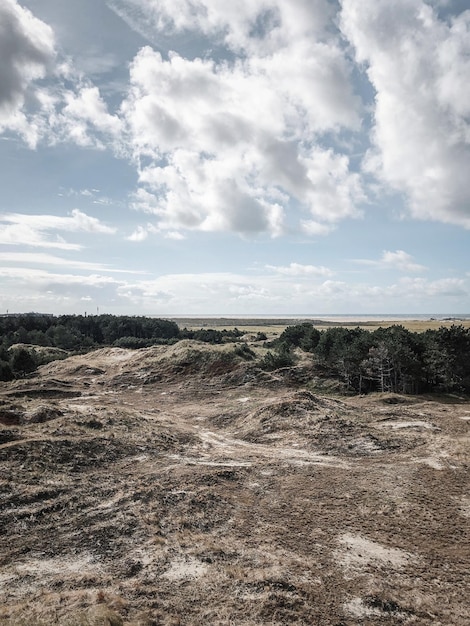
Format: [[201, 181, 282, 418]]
[[0, 342, 469, 625]]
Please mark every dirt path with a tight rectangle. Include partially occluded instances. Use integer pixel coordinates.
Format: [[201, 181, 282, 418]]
[[196, 428, 350, 467]]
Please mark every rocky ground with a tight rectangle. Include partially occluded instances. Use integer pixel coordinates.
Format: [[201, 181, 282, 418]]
[[0, 342, 469, 625]]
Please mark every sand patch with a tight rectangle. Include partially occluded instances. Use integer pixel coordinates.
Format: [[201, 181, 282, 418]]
[[415, 456, 448, 470], [337, 533, 414, 574], [457, 495, 470, 518], [161, 556, 208, 581], [15, 555, 103, 578], [344, 596, 409, 620], [344, 597, 382, 618], [380, 420, 437, 430]]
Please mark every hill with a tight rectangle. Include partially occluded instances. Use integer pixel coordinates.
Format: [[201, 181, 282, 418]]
[[0, 342, 469, 625]]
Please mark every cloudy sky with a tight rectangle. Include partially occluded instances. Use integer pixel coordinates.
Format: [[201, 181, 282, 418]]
[[0, 0, 469, 316]]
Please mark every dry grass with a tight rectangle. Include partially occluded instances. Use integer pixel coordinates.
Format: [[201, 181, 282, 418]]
[[0, 342, 469, 625], [170, 316, 470, 336]]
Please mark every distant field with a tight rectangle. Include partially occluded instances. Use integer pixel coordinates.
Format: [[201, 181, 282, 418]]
[[171, 317, 470, 337]]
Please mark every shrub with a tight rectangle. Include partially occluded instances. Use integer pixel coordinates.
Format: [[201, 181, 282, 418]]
[[10, 347, 37, 376], [260, 342, 294, 371], [233, 343, 256, 360]]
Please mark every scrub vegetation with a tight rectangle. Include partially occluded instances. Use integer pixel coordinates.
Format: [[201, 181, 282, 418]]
[[1, 315, 469, 396], [0, 337, 468, 625]]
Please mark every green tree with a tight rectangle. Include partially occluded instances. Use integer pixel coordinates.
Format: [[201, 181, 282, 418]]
[[361, 342, 393, 393], [422, 325, 470, 392], [0, 360, 14, 381], [10, 348, 37, 376], [372, 326, 424, 393], [260, 341, 294, 371], [279, 323, 320, 351]]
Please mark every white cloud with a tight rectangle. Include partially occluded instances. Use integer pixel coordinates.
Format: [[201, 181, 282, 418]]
[[58, 86, 123, 148], [127, 223, 185, 241], [300, 220, 334, 236], [121, 40, 364, 236], [0, 224, 79, 251], [0, 2, 122, 150], [63, 209, 117, 233], [389, 277, 468, 298], [354, 250, 426, 273], [0, 209, 117, 250], [0, 261, 467, 314], [2, 0, 469, 249], [107, 0, 335, 55], [115, 272, 282, 312], [0, 252, 141, 273], [165, 231, 185, 240], [0, 1, 55, 125], [380, 250, 426, 273], [266, 263, 333, 277], [0, 265, 133, 313], [0, 266, 118, 286], [0, 1, 63, 148], [114, 271, 469, 314], [126, 222, 164, 241], [127, 225, 149, 242], [0, 252, 106, 271], [340, 0, 470, 228]]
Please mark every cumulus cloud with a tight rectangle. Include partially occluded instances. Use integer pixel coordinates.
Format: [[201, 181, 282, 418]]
[[300, 220, 334, 236], [0, 266, 130, 313], [388, 277, 468, 298], [3, 0, 469, 245], [115, 272, 281, 312], [110, 270, 469, 314], [121, 39, 363, 236], [0, 210, 117, 250], [24, 78, 123, 151], [111, 1, 364, 237], [57, 86, 123, 148], [380, 250, 426, 273], [0, 1, 124, 150], [355, 250, 427, 273], [0, 1, 55, 120], [0, 259, 467, 314], [127, 225, 149, 242], [165, 231, 185, 240], [266, 263, 333, 277], [340, 0, 470, 228], [107, 0, 335, 55]]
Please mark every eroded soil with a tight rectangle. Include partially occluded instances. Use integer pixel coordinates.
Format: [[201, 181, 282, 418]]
[[0, 343, 469, 625]]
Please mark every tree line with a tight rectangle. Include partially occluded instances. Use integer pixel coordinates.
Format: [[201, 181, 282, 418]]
[[271, 322, 470, 394], [0, 314, 243, 380], [0, 315, 469, 395]]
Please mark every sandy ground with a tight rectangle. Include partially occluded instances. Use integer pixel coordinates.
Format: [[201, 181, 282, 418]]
[[0, 342, 469, 625]]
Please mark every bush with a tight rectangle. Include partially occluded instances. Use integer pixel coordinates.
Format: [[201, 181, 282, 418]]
[[0, 360, 14, 381], [279, 323, 320, 351], [260, 342, 294, 371], [113, 336, 152, 349], [10, 348, 37, 376], [233, 343, 256, 360]]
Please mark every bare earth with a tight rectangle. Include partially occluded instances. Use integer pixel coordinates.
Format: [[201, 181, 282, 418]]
[[0, 341, 469, 625]]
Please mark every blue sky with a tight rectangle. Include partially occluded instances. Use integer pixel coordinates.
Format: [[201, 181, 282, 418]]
[[0, 0, 469, 315]]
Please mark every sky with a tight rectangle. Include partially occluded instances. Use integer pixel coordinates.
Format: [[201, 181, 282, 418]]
[[0, 0, 469, 316]]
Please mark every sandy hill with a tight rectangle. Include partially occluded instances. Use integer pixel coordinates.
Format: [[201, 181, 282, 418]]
[[0, 342, 469, 625]]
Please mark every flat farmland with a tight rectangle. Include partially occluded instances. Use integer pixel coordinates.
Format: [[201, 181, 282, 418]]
[[170, 316, 470, 337]]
